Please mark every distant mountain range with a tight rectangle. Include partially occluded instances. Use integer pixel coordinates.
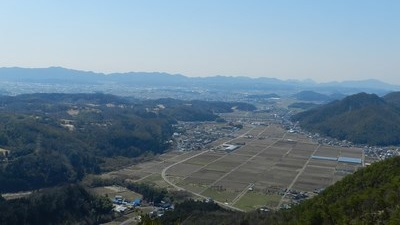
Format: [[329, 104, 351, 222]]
[[0, 67, 399, 96], [292, 92, 400, 146]]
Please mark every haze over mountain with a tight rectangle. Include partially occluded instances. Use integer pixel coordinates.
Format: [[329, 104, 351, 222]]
[[1, 67, 399, 96]]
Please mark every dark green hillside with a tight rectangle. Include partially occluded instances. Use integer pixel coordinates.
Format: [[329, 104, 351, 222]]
[[384, 91, 400, 107], [0, 107, 172, 192], [293, 91, 331, 102], [0, 185, 113, 225], [142, 157, 400, 225], [292, 92, 400, 145], [288, 102, 319, 110]]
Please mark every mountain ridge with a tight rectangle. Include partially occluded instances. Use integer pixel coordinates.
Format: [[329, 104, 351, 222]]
[[1, 67, 399, 94]]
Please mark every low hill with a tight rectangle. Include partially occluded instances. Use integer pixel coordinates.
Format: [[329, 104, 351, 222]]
[[293, 91, 332, 102], [0, 185, 113, 225], [384, 91, 400, 107], [292, 92, 400, 146], [288, 102, 319, 110]]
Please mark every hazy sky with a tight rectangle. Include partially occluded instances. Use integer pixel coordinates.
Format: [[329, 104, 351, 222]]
[[1, 0, 399, 84]]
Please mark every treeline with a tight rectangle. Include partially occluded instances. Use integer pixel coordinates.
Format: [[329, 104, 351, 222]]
[[0, 185, 113, 225], [139, 200, 243, 225], [90, 177, 169, 204]]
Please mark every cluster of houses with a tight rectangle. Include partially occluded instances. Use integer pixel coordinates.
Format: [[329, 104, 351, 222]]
[[173, 122, 240, 151], [112, 195, 142, 213], [149, 201, 175, 218]]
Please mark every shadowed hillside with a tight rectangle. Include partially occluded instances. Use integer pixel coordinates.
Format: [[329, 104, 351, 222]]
[[292, 92, 400, 146]]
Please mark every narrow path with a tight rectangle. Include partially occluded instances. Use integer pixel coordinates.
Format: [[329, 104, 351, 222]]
[[277, 144, 321, 208], [231, 183, 254, 205], [199, 126, 272, 195], [161, 150, 210, 191]]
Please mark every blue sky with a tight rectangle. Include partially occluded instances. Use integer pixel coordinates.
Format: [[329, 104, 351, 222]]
[[0, 0, 399, 84]]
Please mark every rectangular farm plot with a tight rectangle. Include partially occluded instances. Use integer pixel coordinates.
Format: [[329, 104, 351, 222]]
[[141, 161, 172, 173], [201, 187, 239, 203], [213, 179, 251, 193], [222, 171, 261, 184], [292, 179, 329, 192], [166, 163, 204, 177], [287, 150, 314, 159], [292, 166, 335, 191], [247, 127, 268, 136], [272, 140, 297, 149], [315, 146, 341, 157], [234, 146, 265, 155], [308, 158, 338, 167], [234, 192, 281, 211], [233, 148, 260, 156], [190, 169, 227, 181], [246, 139, 277, 147], [293, 142, 318, 152], [339, 148, 363, 158], [275, 158, 306, 170], [259, 147, 288, 157], [184, 152, 225, 166], [163, 151, 202, 163], [204, 154, 251, 172], [268, 168, 298, 187], [237, 161, 274, 173], [181, 176, 216, 188]]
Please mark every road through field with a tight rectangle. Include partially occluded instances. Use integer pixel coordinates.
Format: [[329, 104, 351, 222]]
[[160, 126, 259, 212], [277, 144, 321, 208]]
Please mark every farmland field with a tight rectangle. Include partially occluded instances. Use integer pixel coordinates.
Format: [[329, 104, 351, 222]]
[[106, 121, 365, 211]]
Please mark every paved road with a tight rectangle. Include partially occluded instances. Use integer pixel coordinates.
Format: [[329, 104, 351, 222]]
[[161, 149, 244, 212], [160, 126, 259, 212]]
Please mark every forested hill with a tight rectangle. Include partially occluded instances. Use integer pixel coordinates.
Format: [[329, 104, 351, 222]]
[[142, 156, 400, 225], [0, 93, 255, 193], [0, 185, 113, 225], [291, 92, 400, 146], [383, 91, 400, 107]]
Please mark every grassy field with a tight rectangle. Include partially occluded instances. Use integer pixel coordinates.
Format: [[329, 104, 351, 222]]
[[91, 186, 142, 201], [234, 192, 282, 211]]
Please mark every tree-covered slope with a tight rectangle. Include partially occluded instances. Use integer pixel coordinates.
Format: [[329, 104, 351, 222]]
[[0, 185, 113, 225], [0, 93, 255, 193], [293, 91, 332, 102], [292, 92, 400, 145], [384, 91, 400, 107]]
